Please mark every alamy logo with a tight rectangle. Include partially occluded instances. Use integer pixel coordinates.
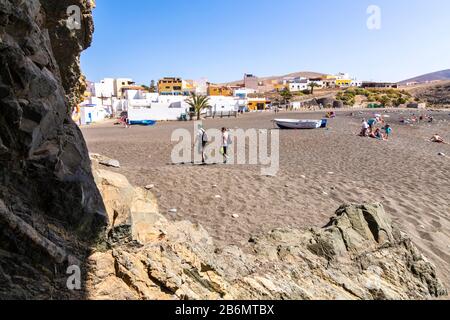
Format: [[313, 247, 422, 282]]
[[66, 265, 81, 290], [171, 121, 280, 176], [66, 5, 82, 30], [367, 5, 382, 30]]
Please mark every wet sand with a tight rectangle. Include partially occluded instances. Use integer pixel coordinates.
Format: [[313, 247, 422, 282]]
[[82, 109, 450, 287]]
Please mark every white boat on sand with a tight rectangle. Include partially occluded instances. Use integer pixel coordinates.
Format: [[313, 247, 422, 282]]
[[274, 119, 327, 129]]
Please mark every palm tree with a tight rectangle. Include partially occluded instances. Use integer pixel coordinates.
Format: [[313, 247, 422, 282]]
[[150, 80, 157, 93], [308, 82, 320, 95], [186, 93, 211, 120], [279, 87, 293, 108]]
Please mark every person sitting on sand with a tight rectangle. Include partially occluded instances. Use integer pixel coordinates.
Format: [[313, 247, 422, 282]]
[[431, 134, 447, 144], [370, 128, 384, 140], [360, 119, 369, 137]]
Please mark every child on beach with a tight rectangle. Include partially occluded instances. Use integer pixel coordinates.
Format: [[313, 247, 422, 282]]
[[120, 111, 129, 128], [360, 119, 369, 137], [383, 124, 392, 140], [369, 128, 385, 140]]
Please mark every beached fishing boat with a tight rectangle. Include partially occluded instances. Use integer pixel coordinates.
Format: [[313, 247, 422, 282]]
[[128, 120, 157, 126], [274, 119, 327, 129]]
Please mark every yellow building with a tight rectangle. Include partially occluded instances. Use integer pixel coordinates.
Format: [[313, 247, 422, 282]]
[[158, 77, 183, 95], [115, 78, 135, 98], [274, 83, 288, 91], [335, 79, 352, 87], [248, 98, 270, 111], [207, 85, 233, 96]]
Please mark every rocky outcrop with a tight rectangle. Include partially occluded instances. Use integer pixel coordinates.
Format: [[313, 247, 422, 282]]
[[0, 0, 106, 299], [40, 0, 95, 107], [87, 165, 447, 300], [412, 81, 450, 108]]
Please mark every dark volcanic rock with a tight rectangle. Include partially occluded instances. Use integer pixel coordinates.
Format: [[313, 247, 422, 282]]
[[0, 0, 106, 299]]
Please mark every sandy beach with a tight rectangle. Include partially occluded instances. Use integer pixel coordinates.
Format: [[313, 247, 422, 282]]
[[81, 109, 450, 287]]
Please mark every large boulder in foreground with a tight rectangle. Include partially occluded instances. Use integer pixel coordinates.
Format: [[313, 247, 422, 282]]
[[87, 165, 447, 300], [0, 0, 106, 299]]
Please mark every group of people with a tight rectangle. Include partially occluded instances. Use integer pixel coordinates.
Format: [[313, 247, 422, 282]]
[[359, 116, 392, 141], [400, 114, 434, 125], [197, 125, 231, 164]]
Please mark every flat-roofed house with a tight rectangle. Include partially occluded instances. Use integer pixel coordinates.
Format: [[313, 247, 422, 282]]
[[158, 77, 184, 95]]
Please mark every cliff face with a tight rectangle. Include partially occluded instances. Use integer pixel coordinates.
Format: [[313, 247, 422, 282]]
[[0, 0, 106, 299]]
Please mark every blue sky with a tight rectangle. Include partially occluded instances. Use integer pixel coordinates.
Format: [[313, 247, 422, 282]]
[[81, 0, 450, 84]]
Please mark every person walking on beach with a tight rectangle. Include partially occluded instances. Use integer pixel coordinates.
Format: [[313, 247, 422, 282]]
[[120, 111, 129, 128], [221, 127, 230, 164], [196, 124, 209, 164]]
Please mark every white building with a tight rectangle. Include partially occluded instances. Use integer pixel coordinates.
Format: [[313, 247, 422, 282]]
[[94, 78, 115, 98], [289, 82, 308, 92], [126, 91, 189, 122], [335, 72, 351, 80], [351, 80, 363, 87], [282, 76, 297, 85], [307, 79, 324, 88], [291, 101, 303, 110], [124, 91, 240, 122], [193, 78, 209, 95], [208, 96, 239, 114], [115, 78, 134, 98], [234, 88, 257, 99], [78, 102, 109, 125]]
